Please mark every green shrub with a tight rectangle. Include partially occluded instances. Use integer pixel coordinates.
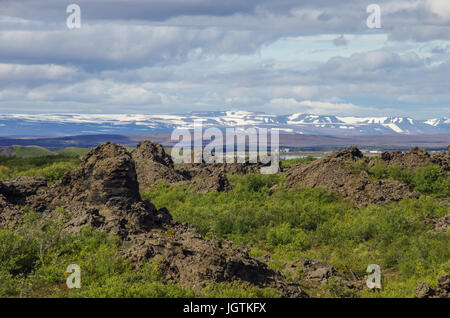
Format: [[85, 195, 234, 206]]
[[0, 206, 281, 298], [325, 277, 357, 298], [0, 165, 11, 180], [386, 165, 413, 184], [412, 165, 449, 196], [280, 156, 316, 169], [349, 158, 370, 175], [0, 155, 79, 183], [0, 269, 20, 297], [22, 162, 76, 184], [144, 177, 449, 298], [1, 164, 448, 298], [0, 229, 40, 275], [232, 173, 281, 193], [369, 163, 388, 179], [365, 163, 449, 198], [266, 223, 294, 246]]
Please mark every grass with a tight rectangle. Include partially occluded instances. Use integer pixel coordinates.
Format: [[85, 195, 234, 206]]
[[0, 148, 448, 298], [0, 155, 80, 183], [0, 208, 279, 298], [55, 147, 90, 158], [280, 156, 316, 169], [350, 158, 450, 198], [0, 145, 57, 158], [142, 174, 450, 298]]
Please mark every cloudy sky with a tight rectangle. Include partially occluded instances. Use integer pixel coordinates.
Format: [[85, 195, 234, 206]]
[[0, 0, 450, 119]]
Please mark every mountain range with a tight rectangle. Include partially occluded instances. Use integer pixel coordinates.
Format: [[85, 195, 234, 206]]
[[0, 110, 449, 137]]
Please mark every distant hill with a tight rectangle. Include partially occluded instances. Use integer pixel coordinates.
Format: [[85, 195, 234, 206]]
[[0, 145, 57, 158], [55, 147, 90, 157], [0, 133, 448, 153], [0, 145, 91, 158]]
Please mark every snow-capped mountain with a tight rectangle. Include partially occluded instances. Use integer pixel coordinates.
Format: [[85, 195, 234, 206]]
[[424, 118, 450, 127], [0, 111, 448, 137]]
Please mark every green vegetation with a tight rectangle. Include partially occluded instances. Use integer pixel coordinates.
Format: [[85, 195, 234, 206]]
[[143, 174, 449, 298], [0, 145, 57, 158], [0, 208, 278, 298], [0, 146, 93, 183], [0, 145, 90, 159], [351, 158, 450, 198], [373, 164, 449, 197], [280, 156, 316, 169], [0, 146, 448, 298], [0, 155, 80, 184], [55, 147, 90, 158]]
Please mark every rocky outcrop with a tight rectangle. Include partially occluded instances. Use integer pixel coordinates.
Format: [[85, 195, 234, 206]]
[[285, 259, 362, 296], [431, 146, 450, 172], [2, 143, 168, 237], [34, 142, 166, 238], [0, 186, 26, 229], [415, 274, 450, 298], [379, 147, 431, 170], [131, 140, 262, 193], [0, 177, 49, 227], [1, 176, 47, 206], [174, 163, 232, 193], [123, 224, 308, 298], [0, 142, 309, 298], [379, 146, 450, 172], [131, 141, 186, 191], [175, 162, 263, 178], [285, 146, 419, 205], [173, 161, 263, 193], [53, 142, 142, 207]]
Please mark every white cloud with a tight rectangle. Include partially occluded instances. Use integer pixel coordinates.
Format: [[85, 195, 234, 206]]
[[0, 63, 79, 81], [319, 51, 423, 79], [427, 0, 450, 21], [265, 99, 368, 116], [0, 1, 449, 118]]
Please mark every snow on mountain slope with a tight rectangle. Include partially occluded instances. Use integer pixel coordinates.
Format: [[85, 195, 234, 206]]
[[0, 111, 448, 137], [425, 118, 450, 126], [336, 116, 420, 134], [287, 114, 342, 124]]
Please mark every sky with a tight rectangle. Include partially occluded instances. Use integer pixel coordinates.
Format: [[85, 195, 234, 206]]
[[0, 0, 450, 119]]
